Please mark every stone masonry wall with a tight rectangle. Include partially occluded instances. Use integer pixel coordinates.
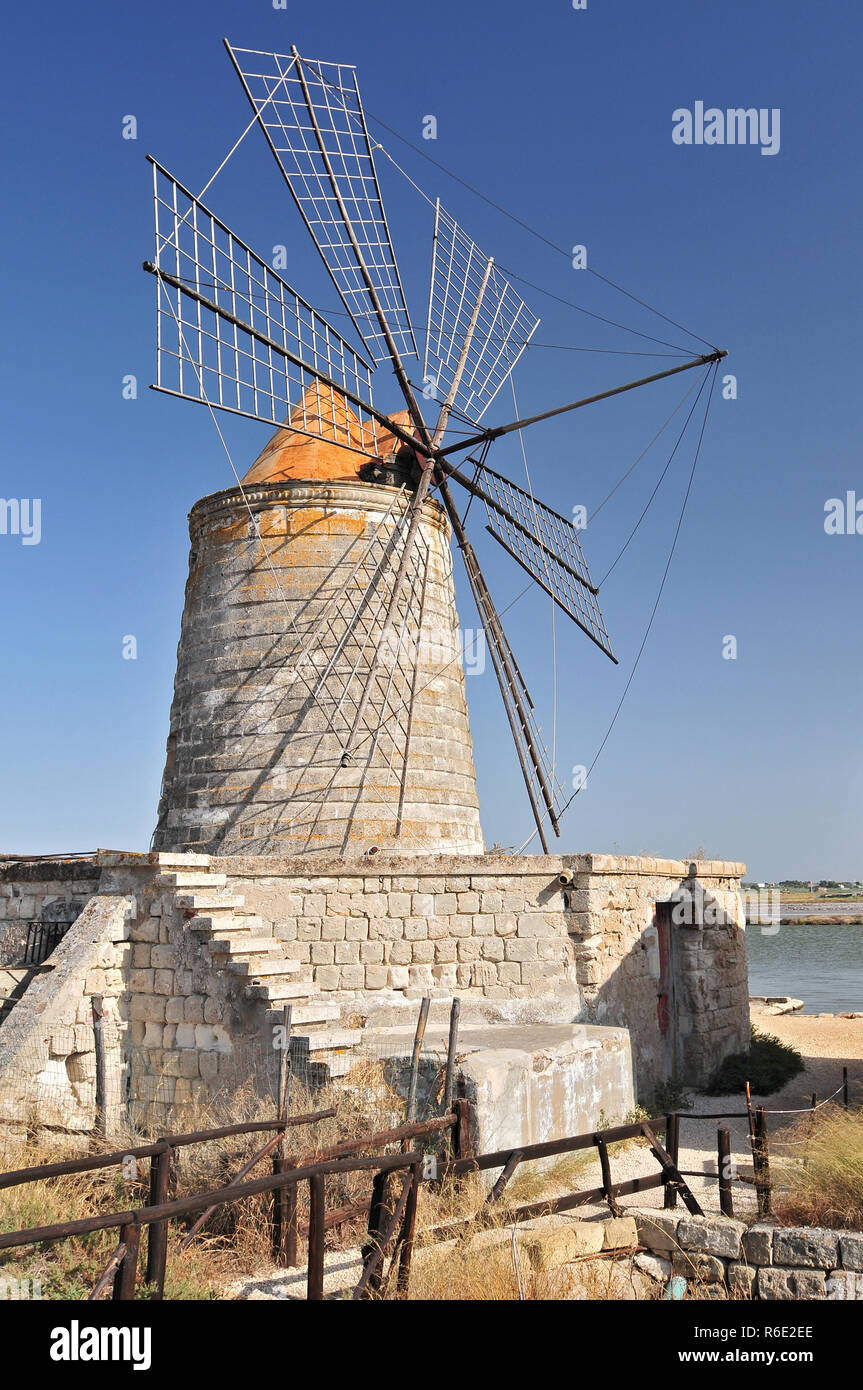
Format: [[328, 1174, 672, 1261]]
[[0, 850, 749, 1132], [634, 1209, 863, 1300], [0, 859, 100, 966]]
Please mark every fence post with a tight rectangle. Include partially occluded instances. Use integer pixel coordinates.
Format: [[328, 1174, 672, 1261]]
[[91, 994, 107, 1141], [112, 1221, 140, 1301], [307, 1173, 326, 1301], [395, 1159, 422, 1297], [405, 997, 431, 1125], [272, 1157, 298, 1268], [755, 1107, 771, 1217], [277, 1003, 293, 1132], [717, 1127, 734, 1218], [664, 1112, 679, 1209], [361, 1169, 394, 1298], [843, 1067, 849, 1110], [145, 1143, 172, 1297], [443, 998, 461, 1115], [453, 1097, 473, 1163]]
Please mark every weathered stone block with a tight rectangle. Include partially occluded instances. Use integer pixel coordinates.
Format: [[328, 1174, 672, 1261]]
[[773, 1229, 839, 1269], [757, 1267, 826, 1299], [840, 1234, 863, 1271], [672, 1250, 726, 1284], [633, 1211, 681, 1253], [321, 917, 346, 941], [726, 1262, 757, 1298], [364, 966, 388, 990], [183, 995, 205, 1023], [678, 1216, 744, 1260], [602, 1216, 638, 1249], [742, 1223, 774, 1267], [311, 942, 335, 965]]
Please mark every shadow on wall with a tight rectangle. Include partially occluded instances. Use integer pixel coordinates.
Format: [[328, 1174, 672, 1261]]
[[577, 868, 749, 1103]]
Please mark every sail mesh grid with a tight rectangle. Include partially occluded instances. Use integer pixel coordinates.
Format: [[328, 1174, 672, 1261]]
[[476, 463, 615, 660], [149, 159, 379, 452], [277, 507, 433, 816], [424, 202, 539, 427], [226, 45, 417, 365]]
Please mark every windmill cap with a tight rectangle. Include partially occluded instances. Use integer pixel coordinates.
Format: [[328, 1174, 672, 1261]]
[[240, 383, 415, 486]]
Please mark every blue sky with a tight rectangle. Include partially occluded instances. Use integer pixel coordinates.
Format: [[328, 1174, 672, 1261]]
[[0, 0, 859, 879]]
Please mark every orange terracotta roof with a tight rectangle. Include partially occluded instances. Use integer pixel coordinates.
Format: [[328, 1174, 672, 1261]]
[[240, 384, 417, 486]]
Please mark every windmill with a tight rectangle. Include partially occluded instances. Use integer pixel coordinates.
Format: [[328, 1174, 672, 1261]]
[[144, 41, 725, 856]]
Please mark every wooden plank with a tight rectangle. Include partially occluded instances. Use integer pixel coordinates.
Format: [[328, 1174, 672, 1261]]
[[307, 1173, 326, 1301], [487, 1150, 523, 1205], [87, 1242, 127, 1301], [664, 1112, 680, 1210], [395, 1160, 422, 1296], [640, 1124, 703, 1217], [0, 1150, 425, 1252], [144, 1144, 172, 1296], [112, 1222, 140, 1301], [595, 1136, 621, 1217], [717, 1127, 734, 1218], [443, 998, 461, 1113], [405, 997, 431, 1126]]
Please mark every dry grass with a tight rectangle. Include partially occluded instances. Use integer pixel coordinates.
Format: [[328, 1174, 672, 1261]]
[[0, 1055, 414, 1299], [771, 1105, 863, 1230]]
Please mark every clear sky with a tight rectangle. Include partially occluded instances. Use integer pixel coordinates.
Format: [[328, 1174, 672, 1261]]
[[0, 0, 860, 880]]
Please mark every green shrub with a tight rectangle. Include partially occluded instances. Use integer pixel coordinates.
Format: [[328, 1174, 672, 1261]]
[[706, 1027, 804, 1096]]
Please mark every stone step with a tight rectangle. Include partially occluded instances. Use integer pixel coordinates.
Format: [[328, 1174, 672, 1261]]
[[244, 980, 311, 1003], [153, 852, 212, 868], [288, 1003, 342, 1026], [176, 893, 245, 912], [190, 915, 263, 936], [158, 872, 227, 889], [299, 1028, 363, 1053], [231, 959, 304, 979], [209, 936, 280, 958]]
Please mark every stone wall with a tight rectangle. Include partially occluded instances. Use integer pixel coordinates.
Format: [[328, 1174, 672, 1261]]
[[153, 479, 485, 858], [634, 1209, 863, 1300], [0, 849, 749, 1133], [216, 851, 748, 1096], [0, 859, 100, 966]]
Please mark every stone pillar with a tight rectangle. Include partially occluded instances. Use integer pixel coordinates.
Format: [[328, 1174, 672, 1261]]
[[153, 479, 484, 857]]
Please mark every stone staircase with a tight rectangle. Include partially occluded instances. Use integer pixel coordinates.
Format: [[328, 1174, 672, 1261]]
[[160, 867, 364, 1081]]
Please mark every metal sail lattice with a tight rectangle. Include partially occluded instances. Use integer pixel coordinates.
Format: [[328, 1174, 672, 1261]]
[[280, 504, 433, 832], [225, 43, 417, 366], [474, 461, 616, 661], [147, 159, 381, 452], [424, 201, 539, 428]]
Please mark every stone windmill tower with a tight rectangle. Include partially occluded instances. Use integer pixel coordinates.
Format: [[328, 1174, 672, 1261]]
[[145, 43, 720, 860], [152, 388, 484, 857]]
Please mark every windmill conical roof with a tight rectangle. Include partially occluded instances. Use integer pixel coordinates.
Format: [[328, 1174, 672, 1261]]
[[240, 383, 413, 486]]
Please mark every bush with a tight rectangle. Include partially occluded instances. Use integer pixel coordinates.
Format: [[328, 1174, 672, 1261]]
[[705, 1027, 804, 1096]]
